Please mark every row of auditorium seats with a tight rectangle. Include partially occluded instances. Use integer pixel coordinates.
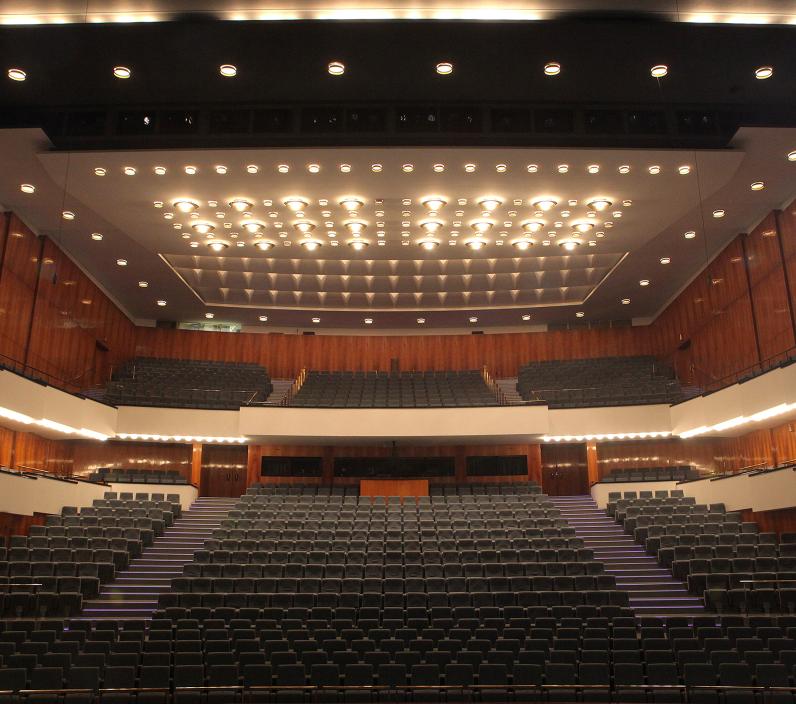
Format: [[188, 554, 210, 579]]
[[87, 468, 188, 484], [289, 370, 499, 408], [602, 466, 699, 483], [4, 615, 796, 702]]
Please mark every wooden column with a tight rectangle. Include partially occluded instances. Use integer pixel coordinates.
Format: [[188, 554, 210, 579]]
[[528, 444, 543, 485], [191, 443, 203, 487], [322, 447, 335, 486], [586, 442, 599, 486], [454, 445, 467, 483]]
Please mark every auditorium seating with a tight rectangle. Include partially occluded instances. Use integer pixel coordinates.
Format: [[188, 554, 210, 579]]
[[96, 358, 272, 409], [0, 493, 181, 617], [87, 468, 188, 485], [516, 356, 693, 408], [602, 466, 700, 483], [289, 370, 499, 408], [607, 491, 796, 613]]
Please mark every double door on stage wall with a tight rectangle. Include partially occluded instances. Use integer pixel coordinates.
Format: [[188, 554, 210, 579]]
[[199, 445, 248, 497], [540, 443, 589, 496]]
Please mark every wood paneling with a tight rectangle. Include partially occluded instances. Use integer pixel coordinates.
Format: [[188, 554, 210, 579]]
[[11, 429, 74, 476], [778, 200, 796, 342], [0, 425, 13, 468], [200, 444, 247, 497], [71, 440, 192, 479], [360, 479, 429, 498], [0, 511, 47, 543], [540, 444, 589, 495], [740, 505, 796, 537]]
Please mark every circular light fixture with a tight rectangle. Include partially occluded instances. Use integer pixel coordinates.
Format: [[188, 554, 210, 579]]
[[173, 199, 199, 213], [477, 197, 502, 212], [639, 279, 650, 286], [557, 164, 569, 174], [339, 196, 364, 212], [419, 220, 444, 235], [113, 66, 131, 79], [586, 198, 612, 212], [660, 257, 671, 264], [621, 298, 631, 305], [219, 64, 237, 77], [544, 62, 561, 76], [470, 220, 494, 233], [241, 220, 266, 233], [557, 238, 581, 251], [307, 163, 320, 174], [253, 240, 276, 251], [576, 311, 585, 318], [94, 167, 106, 176], [311, 317, 321, 324], [91, 232, 103, 241], [713, 209, 725, 218], [433, 163, 445, 173], [62, 211, 75, 220], [371, 163, 383, 173], [750, 181, 765, 191], [300, 239, 323, 251], [116, 258, 127, 266], [495, 164, 507, 173], [259, 315, 268, 322], [618, 165, 630, 174], [192, 222, 215, 235], [464, 163, 476, 173], [348, 239, 370, 251], [207, 240, 229, 252], [284, 197, 309, 212], [157, 300, 167, 307], [7, 68, 26, 81], [650, 64, 668, 78], [243, 164, 258, 174], [215, 165, 228, 174], [328, 61, 345, 76], [277, 164, 290, 173], [402, 163, 414, 173], [417, 318, 426, 324], [469, 316, 478, 324], [573, 221, 594, 233], [788, 150, 796, 162], [205, 313, 215, 319], [227, 198, 252, 212], [184, 165, 198, 175], [363, 318, 373, 325], [153, 166, 166, 175], [137, 281, 148, 288], [464, 237, 488, 250], [521, 220, 545, 233], [678, 165, 691, 175], [648, 165, 661, 175], [755, 66, 773, 80], [522, 314, 531, 321], [19, 183, 35, 194], [436, 62, 453, 75], [527, 164, 539, 173], [293, 221, 316, 234], [344, 220, 367, 235], [123, 166, 136, 176], [587, 164, 600, 174], [531, 198, 557, 211], [512, 238, 534, 250], [418, 238, 440, 251], [684, 230, 696, 239], [421, 196, 447, 212]]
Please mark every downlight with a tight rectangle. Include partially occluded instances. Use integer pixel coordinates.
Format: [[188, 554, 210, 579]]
[[300, 239, 323, 251], [512, 238, 534, 251], [586, 198, 612, 212], [228, 198, 253, 212], [464, 237, 488, 251], [418, 238, 440, 251], [348, 239, 370, 251], [207, 240, 229, 252], [557, 238, 582, 251], [521, 220, 545, 234], [253, 240, 276, 251], [173, 199, 200, 213]]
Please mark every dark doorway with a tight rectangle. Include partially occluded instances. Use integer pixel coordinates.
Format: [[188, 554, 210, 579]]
[[200, 445, 248, 497], [540, 443, 589, 496]]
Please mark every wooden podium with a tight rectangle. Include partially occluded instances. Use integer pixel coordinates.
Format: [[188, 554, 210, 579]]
[[359, 479, 429, 499]]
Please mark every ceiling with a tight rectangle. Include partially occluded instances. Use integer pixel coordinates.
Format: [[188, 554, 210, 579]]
[[2, 0, 796, 24], [1, 126, 794, 331]]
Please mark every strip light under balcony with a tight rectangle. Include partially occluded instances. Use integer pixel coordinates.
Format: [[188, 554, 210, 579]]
[[0, 406, 109, 441], [541, 431, 671, 442], [679, 402, 796, 439]]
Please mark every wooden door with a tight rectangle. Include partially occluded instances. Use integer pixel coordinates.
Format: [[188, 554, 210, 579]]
[[540, 443, 589, 496], [201, 466, 247, 497]]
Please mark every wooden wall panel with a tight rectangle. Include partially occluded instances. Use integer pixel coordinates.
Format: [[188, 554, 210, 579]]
[[0, 511, 47, 543], [11, 429, 74, 476], [0, 425, 13, 468], [740, 505, 796, 537], [540, 443, 589, 495], [778, 199, 796, 343], [71, 440, 192, 479]]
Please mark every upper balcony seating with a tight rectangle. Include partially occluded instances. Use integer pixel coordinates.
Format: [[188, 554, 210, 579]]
[[516, 356, 691, 408], [97, 357, 272, 410], [289, 370, 498, 408], [602, 466, 699, 483], [87, 468, 188, 485]]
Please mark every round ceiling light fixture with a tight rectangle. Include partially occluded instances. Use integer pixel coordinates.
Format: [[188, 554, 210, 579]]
[[62, 210, 75, 220], [648, 165, 661, 175], [572, 221, 594, 233], [20, 183, 35, 194], [173, 199, 200, 213], [750, 181, 765, 191], [639, 279, 650, 286], [123, 166, 136, 176], [557, 238, 582, 251], [712, 209, 725, 218], [678, 165, 692, 175], [300, 239, 323, 251], [157, 300, 167, 307], [521, 220, 545, 233], [418, 238, 440, 251], [219, 64, 237, 77], [283, 197, 309, 212], [531, 198, 557, 211], [650, 64, 668, 78], [327, 61, 345, 76], [293, 221, 316, 234], [191, 222, 215, 235], [576, 311, 585, 318], [113, 66, 131, 79], [512, 237, 534, 250], [544, 62, 561, 76], [469, 316, 478, 324], [477, 196, 502, 212], [253, 239, 276, 251], [116, 258, 127, 266], [205, 313, 214, 319], [470, 219, 494, 233], [419, 219, 444, 235], [7, 68, 26, 81], [228, 198, 253, 212], [348, 239, 370, 251], [421, 196, 447, 212], [788, 150, 796, 162], [241, 220, 266, 234], [436, 61, 453, 75], [660, 257, 671, 265], [259, 315, 268, 322], [339, 196, 364, 212], [344, 220, 367, 235], [586, 197, 612, 212], [684, 230, 696, 239], [94, 167, 106, 176], [755, 65, 773, 80], [621, 298, 631, 305], [464, 237, 488, 250], [91, 232, 103, 241]]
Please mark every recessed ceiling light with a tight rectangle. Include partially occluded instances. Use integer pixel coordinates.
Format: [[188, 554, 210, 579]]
[[123, 166, 136, 176], [259, 315, 268, 322], [91, 232, 103, 241], [284, 197, 309, 212], [228, 198, 253, 212], [300, 239, 323, 251], [94, 167, 106, 176], [755, 66, 773, 80], [311, 317, 320, 324], [364, 318, 373, 325], [587, 164, 600, 174], [557, 164, 569, 174], [436, 62, 453, 75], [788, 151, 796, 162], [246, 164, 259, 174], [648, 165, 661, 175], [19, 183, 35, 194], [371, 163, 382, 173], [173, 199, 199, 213], [527, 164, 539, 173], [557, 238, 581, 251], [348, 239, 370, 251], [750, 181, 765, 191], [192, 222, 215, 235], [660, 257, 671, 264], [419, 238, 440, 251], [622, 200, 633, 207], [339, 163, 351, 173], [184, 165, 197, 175], [522, 314, 531, 321], [639, 279, 650, 286], [464, 237, 488, 250], [293, 221, 316, 234], [150, 166, 166, 176], [531, 198, 557, 211], [512, 238, 534, 250], [417, 317, 426, 324], [402, 163, 414, 173], [307, 163, 320, 173], [208, 240, 230, 252], [713, 209, 725, 218], [254, 240, 276, 251], [205, 312, 215, 319], [575, 311, 585, 318], [544, 62, 561, 76], [678, 165, 691, 175], [433, 163, 445, 173], [469, 316, 478, 323], [327, 61, 345, 76], [495, 164, 507, 173], [277, 164, 290, 173], [586, 198, 611, 212], [157, 300, 167, 307], [684, 230, 696, 239], [7, 68, 26, 81], [219, 64, 237, 77], [621, 298, 631, 305], [618, 165, 630, 174], [116, 258, 127, 266], [189, 241, 199, 248], [215, 165, 228, 174], [650, 64, 668, 78], [113, 66, 131, 79], [464, 163, 476, 173], [62, 211, 75, 220], [573, 221, 594, 233], [478, 197, 502, 212], [138, 281, 148, 288], [521, 221, 545, 233]]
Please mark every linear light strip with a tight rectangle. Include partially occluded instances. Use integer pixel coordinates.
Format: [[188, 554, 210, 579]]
[[116, 433, 247, 443], [679, 402, 796, 439], [542, 431, 671, 442], [0, 406, 110, 441]]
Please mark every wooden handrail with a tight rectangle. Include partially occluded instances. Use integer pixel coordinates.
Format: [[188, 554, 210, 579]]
[[281, 368, 307, 406]]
